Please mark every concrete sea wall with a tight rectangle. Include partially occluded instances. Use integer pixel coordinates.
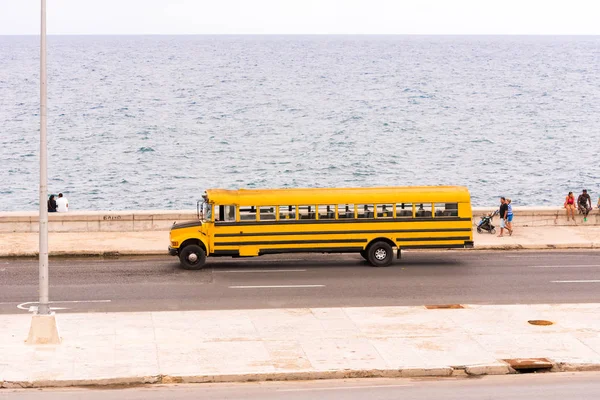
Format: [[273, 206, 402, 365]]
[[0, 207, 598, 233]]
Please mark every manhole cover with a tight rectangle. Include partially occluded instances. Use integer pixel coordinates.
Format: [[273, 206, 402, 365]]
[[528, 320, 553, 326], [425, 304, 464, 309]]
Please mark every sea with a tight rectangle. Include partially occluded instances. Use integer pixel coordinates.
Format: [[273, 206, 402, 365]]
[[0, 35, 598, 212]]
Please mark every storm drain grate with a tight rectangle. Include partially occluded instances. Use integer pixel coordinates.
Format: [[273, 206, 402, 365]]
[[504, 358, 554, 373], [424, 304, 465, 309]]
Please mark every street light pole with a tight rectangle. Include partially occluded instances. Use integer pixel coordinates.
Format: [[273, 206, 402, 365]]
[[27, 0, 59, 345], [38, 0, 50, 316], [27, 0, 59, 344]]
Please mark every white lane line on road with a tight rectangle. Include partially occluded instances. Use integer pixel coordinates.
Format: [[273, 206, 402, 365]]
[[551, 280, 600, 283], [505, 255, 576, 258], [215, 269, 307, 273], [278, 384, 412, 392], [530, 265, 600, 268], [229, 285, 325, 289]]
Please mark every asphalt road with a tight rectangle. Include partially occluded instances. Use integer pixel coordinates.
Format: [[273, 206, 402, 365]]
[[0, 250, 599, 314], [2, 373, 600, 400]]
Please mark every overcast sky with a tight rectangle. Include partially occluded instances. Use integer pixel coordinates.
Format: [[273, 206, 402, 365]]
[[1, 0, 599, 35]]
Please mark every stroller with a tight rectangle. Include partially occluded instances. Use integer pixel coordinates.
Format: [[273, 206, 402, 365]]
[[477, 209, 498, 234]]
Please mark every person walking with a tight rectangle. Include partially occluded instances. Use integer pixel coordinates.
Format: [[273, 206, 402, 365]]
[[497, 197, 508, 237], [564, 192, 576, 222], [505, 198, 514, 235], [56, 193, 69, 212], [47, 194, 57, 213]]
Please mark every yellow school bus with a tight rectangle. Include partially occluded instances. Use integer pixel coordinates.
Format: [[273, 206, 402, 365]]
[[168, 186, 473, 269]]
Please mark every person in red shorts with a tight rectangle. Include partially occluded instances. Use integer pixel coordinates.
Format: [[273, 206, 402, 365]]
[[564, 192, 576, 222]]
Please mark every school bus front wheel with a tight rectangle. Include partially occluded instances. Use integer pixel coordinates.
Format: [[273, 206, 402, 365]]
[[179, 244, 207, 270]]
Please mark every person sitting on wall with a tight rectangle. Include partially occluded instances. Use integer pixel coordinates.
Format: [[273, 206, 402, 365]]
[[577, 189, 592, 222], [56, 193, 69, 212], [47, 194, 57, 212]]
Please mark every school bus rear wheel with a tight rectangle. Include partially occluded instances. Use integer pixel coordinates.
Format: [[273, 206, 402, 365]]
[[367, 241, 393, 267], [179, 244, 206, 270]]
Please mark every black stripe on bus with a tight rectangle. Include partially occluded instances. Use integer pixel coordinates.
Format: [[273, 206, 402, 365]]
[[399, 244, 469, 249], [214, 238, 368, 247], [259, 247, 364, 255], [396, 236, 471, 242], [212, 250, 239, 256], [214, 228, 472, 238], [214, 217, 471, 227]]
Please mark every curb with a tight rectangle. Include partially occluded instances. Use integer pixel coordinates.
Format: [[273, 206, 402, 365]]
[[1, 244, 599, 258], [0, 250, 167, 258], [553, 363, 600, 372], [3, 361, 598, 389], [0, 366, 493, 389], [473, 243, 600, 250]]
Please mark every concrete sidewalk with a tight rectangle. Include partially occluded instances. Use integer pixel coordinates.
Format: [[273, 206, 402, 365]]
[[1, 304, 600, 388], [0, 226, 599, 258]]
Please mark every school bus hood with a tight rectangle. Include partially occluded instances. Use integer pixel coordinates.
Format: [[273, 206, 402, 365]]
[[171, 221, 202, 230]]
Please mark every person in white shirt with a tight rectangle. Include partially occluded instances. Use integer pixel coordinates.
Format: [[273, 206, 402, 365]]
[[56, 193, 69, 212]]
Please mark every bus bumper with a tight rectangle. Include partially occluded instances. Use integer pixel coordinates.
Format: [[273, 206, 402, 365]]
[[464, 241, 474, 248], [168, 246, 179, 256]]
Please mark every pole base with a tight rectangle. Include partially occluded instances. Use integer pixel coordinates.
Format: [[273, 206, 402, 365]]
[[27, 313, 61, 345]]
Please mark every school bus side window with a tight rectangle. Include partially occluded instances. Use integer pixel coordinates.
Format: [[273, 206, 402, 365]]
[[279, 205, 297, 220], [318, 205, 336, 219], [216, 205, 236, 223], [338, 204, 355, 219], [239, 206, 257, 221], [435, 202, 458, 217], [377, 204, 394, 218], [299, 205, 316, 220], [416, 203, 433, 218], [357, 204, 374, 218], [395, 203, 413, 218], [259, 206, 276, 221]]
